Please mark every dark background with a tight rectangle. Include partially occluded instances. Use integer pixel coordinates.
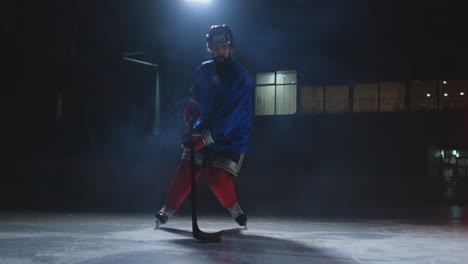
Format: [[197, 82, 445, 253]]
[[2, 0, 468, 216]]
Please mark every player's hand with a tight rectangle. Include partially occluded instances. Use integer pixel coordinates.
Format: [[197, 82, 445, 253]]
[[182, 133, 206, 151], [181, 128, 214, 151]]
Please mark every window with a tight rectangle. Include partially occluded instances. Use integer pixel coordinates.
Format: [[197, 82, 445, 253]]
[[255, 71, 297, 115], [439, 80, 467, 110], [301, 79, 467, 114], [379, 82, 406, 112], [410, 80, 437, 110], [325, 84, 349, 113], [354, 82, 378, 112], [301, 85, 324, 113], [255, 72, 275, 115]]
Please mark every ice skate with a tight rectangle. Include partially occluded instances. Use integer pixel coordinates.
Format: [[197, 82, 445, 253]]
[[228, 202, 247, 229], [155, 204, 175, 229]]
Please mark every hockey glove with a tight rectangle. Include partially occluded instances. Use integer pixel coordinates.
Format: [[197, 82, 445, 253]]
[[182, 128, 214, 151], [182, 100, 199, 126]]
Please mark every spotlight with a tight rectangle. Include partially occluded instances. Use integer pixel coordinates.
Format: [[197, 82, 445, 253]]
[[426, 93, 431, 97], [443, 93, 448, 97], [185, 0, 210, 3]]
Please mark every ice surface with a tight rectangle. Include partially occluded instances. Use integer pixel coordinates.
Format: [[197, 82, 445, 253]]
[[0, 212, 467, 263]]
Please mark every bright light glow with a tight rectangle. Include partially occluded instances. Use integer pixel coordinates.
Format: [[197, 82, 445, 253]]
[[452, 150, 457, 155], [443, 81, 447, 84], [185, 0, 210, 3], [426, 93, 431, 97], [460, 92, 464, 96], [444, 93, 448, 97]]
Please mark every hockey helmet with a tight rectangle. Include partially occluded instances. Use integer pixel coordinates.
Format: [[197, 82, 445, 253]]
[[206, 24, 233, 46]]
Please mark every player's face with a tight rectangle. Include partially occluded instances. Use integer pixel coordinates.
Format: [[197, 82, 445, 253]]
[[209, 42, 233, 63]]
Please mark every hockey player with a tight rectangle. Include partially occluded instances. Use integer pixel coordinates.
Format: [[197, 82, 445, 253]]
[[156, 25, 252, 228]]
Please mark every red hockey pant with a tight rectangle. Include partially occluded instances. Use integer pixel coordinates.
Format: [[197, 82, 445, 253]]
[[165, 159, 237, 211]]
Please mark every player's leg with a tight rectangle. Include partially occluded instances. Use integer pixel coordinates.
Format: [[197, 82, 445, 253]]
[[207, 163, 247, 227], [156, 158, 203, 225]]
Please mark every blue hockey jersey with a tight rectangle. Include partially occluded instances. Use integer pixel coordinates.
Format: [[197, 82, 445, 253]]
[[189, 58, 252, 153]]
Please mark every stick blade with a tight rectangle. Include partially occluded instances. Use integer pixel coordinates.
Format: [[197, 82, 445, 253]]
[[193, 223, 223, 242]]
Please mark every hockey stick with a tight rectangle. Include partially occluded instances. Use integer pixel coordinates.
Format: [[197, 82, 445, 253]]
[[189, 129, 223, 242]]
